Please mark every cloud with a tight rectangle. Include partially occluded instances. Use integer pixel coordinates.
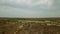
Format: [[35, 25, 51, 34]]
[[0, 0, 60, 18], [0, 5, 39, 17], [0, 0, 54, 8]]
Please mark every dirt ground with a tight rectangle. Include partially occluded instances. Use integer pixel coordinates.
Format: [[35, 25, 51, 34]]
[[0, 18, 60, 34]]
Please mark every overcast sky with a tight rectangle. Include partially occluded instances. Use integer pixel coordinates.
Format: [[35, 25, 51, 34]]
[[0, 0, 60, 18]]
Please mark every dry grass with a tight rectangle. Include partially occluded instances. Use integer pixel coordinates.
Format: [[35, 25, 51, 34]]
[[0, 18, 60, 34]]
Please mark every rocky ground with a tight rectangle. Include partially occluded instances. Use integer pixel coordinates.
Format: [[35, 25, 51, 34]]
[[0, 18, 60, 34]]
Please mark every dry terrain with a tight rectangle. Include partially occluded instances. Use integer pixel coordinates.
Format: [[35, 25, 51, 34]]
[[0, 18, 60, 34]]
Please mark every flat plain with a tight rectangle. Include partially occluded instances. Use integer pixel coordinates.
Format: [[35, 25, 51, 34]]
[[0, 18, 60, 34]]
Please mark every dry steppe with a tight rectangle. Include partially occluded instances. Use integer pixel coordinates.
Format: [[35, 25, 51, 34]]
[[0, 18, 60, 34]]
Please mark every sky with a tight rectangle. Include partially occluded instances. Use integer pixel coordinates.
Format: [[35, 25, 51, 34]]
[[0, 0, 60, 18]]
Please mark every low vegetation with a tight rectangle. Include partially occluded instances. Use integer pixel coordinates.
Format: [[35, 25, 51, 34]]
[[0, 18, 60, 34]]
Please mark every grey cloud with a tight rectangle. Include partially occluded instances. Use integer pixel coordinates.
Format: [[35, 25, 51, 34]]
[[0, 0, 60, 18]]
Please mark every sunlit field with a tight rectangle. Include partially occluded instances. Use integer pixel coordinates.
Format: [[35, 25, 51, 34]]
[[0, 18, 60, 34]]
